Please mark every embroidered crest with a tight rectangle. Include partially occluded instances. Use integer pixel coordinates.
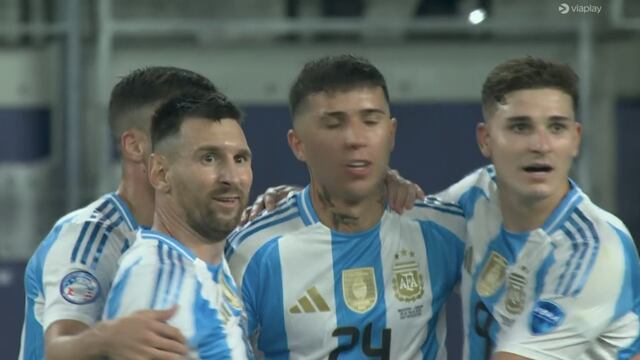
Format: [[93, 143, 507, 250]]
[[391, 249, 424, 302], [60, 270, 101, 305], [342, 267, 377, 313], [476, 251, 507, 297]]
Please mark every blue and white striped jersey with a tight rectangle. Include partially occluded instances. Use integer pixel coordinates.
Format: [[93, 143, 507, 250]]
[[104, 229, 252, 360], [438, 165, 640, 360], [19, 192, 137, 360], [226, 186, 466, 359]]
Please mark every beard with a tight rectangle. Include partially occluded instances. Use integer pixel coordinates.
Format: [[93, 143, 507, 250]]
[[183, 195, 247, 242]]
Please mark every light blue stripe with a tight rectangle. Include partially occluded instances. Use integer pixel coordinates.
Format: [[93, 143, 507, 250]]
[[456, 186, 487, 219], [244, 238, 289, 358], [23, 219, 69, 359], [331, 224, 388, 359], [150, 241, 165, 308], [105, 257, 142, 319], [90, 216, 125, 270], [560, 215, 591, 296], [570, 209, 600, 296], [555, 226, 579, 294], [420, 221, 465, 358], [611, 225, 640, 358]]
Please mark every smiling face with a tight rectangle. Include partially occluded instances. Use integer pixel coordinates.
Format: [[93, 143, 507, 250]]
[[165, 117, 253, 240], [477, 88, 582, 207], [288, 86, 396, 205]]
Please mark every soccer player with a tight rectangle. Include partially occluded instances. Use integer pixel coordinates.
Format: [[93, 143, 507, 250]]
[[435, 57, 640, 360], [103, 93, 253, 359], [20, 66, 218, 359], [226, 54, 466, 359], [243, 57, 640, 359]]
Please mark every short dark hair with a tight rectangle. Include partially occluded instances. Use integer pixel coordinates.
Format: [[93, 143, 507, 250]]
[[288, 54, 389, 119], [151, 92, 243, 151], [108, 66, 218, 140], [481, 56, 579, 117]]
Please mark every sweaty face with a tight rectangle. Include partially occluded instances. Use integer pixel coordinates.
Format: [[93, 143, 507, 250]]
[[478, 88, 581, 206], [168, 118, 252, 240], [289, 87, 396, 205]]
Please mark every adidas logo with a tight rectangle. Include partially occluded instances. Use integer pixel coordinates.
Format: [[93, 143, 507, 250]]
[[289, 286, 330, 313]]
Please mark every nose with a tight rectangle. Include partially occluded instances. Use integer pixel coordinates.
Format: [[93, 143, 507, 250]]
[[529, 127, 551, 153], [217, 159, 246, 187], [344, 121, 367, 149]]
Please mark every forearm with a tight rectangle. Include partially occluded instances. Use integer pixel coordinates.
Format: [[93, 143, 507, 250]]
[[45, 321, 109, 360]]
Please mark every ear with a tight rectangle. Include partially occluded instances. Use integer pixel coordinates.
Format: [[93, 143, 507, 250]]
[[476, 122, 492, 158], [389, 117, 397, 151], [120, 129, 148, 163], [148, 153, 171, 193], [572, 121, 582, 157], [287, 129, 306, 162]]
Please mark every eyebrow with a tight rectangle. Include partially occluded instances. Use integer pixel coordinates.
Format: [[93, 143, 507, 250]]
[[196, 145, 252, 158], [505, 115, 572, 122], [322, 108, 388, 119]]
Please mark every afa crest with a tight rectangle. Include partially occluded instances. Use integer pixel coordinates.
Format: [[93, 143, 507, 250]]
[[476, 251, 507, 297], [342, 267, 377, 313], [391, 249, 424, 302]]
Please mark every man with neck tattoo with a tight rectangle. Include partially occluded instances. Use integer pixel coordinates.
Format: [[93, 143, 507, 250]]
[[225, 54, 466, 359]]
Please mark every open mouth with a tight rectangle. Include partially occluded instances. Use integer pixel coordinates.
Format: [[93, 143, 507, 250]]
[[346, 160, 371, 169], [522, 164, 553, 173]]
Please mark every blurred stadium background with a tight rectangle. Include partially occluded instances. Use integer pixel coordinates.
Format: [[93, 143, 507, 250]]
[[0, 0, 638, 357]]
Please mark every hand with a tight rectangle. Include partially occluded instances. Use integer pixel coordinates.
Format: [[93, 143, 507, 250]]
[[240, 185, 302, 224], [100, 306, 188, 360], [385, 169, 425, 214]]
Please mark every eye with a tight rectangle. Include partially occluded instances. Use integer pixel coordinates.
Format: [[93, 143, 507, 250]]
[[363, 116, 383, 126], [202, 153, 216, 164], [549, 123, 567, 133], [234, 154, 250, 164], [510, 123, 529, 133]]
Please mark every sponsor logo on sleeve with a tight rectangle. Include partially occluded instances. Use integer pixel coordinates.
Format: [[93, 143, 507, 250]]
[[60, 270, 101, 305]]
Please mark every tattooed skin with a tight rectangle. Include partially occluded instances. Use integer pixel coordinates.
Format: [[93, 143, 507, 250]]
[[316, 185, 387, 231]]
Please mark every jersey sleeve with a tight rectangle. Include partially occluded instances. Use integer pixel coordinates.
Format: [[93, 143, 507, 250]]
[[41, 220, 126, 330], [495, 223, 640, 359]]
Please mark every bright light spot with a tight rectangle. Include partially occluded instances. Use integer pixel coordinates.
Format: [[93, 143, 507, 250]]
[[468, 8, 487, 25]]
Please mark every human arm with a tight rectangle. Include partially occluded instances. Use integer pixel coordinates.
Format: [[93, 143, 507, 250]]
[[239, 168, 424, 224], [45, 308, 187, 360]]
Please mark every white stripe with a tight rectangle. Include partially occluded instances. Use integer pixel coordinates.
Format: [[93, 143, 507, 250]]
[[279, 225, 337, 359], [380, 213, 432, 359]]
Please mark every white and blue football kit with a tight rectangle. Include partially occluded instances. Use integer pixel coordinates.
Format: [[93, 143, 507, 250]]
[[226, 186, 465, 359], [104, 229, 252, 360], [19, 192, 137, 360], [437, 165, 640, 360]]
